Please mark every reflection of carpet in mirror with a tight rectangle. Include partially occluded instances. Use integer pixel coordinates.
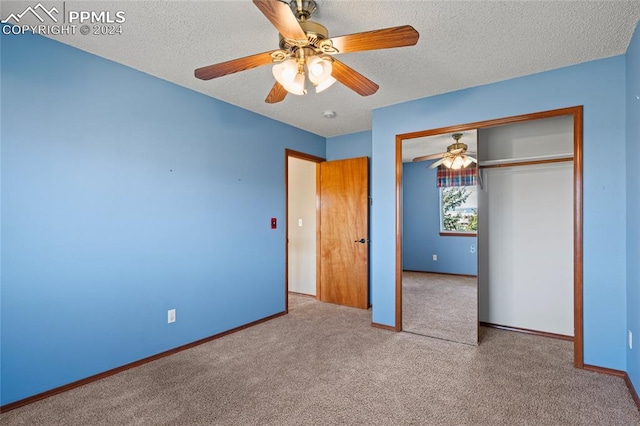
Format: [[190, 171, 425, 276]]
[[402, 271, 477, 345]]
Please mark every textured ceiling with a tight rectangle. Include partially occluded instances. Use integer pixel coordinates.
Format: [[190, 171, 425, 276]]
[[3, 1, 639, 137]]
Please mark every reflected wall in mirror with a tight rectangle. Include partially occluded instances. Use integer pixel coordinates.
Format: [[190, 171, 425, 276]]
[[401, 131, 478, 345]]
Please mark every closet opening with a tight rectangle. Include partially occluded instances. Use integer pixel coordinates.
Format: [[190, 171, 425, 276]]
[[395, 106, 584, 366]]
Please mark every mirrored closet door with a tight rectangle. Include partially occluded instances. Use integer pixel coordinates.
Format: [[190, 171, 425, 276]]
[[401, 131, 479, 345]]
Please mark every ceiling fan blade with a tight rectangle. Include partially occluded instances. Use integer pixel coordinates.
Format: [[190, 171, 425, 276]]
[[195, 51, 274, 80], [265, 81, 288, 104], [331, 59, 379, 96], [428, 157, 448, 169], [413, 153, 445, 162], [253, 0, 307, 42], [328, 25, 419, 54]]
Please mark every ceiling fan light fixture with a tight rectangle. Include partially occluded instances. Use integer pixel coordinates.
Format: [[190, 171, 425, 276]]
[[307, 56, 332, 85], [315, 76, 336, 93], [442, 157, 454, 168], [272, 59, 297, 86], [272, 58, 307, 95], [451, 155, 465, 170]]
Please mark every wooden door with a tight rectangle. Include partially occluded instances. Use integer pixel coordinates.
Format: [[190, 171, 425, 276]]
[[319, 157, 369, 309]]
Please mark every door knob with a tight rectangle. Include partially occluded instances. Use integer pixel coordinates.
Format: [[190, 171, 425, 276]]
[[354, 238, 366, 244]]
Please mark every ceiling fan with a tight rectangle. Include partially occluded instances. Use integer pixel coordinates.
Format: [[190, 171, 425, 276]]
[[413, 133, 478, 169], [194, 0, 419, 103]]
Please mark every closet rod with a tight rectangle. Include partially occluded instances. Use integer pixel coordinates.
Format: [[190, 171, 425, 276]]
[[479, 156, 573, 169]]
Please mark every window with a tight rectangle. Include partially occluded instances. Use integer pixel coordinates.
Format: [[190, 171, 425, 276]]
[[440, 185, 477, 234]]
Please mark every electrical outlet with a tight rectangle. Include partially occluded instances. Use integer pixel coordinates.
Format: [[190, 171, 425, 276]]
[[432, 254, 437, 261], [168, 309, 176, 324], [470, 245, 476, 254], [629, 330, 633, 349]]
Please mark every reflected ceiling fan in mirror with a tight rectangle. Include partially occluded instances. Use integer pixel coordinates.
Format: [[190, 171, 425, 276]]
[[413, 133, 478, 169], [194, 0, 419, 103]]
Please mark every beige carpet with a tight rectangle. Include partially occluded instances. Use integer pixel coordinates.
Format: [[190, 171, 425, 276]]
[[403, 271, 478, 345], [2, 294, 639, 425]]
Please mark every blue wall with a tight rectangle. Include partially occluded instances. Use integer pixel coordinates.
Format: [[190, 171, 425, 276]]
[[0, 30, 325, 405], [371, 56, 628, 370], [626, 22, 640, 393], [402, 162, 477, 275], [326, 130, 372, 160]]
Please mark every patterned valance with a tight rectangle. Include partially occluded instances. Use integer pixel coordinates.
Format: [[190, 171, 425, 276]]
[[437, 164, 477, 187]]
